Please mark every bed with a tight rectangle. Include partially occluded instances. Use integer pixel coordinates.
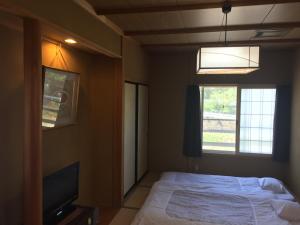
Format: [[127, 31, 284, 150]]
[[131, 172, 298, 225], [160, 172, 294, 200]]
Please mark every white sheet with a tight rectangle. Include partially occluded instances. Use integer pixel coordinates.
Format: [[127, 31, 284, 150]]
[[166, 190, 256, 225], [131, 182, 299, 225], [160, 172, 294, 200]]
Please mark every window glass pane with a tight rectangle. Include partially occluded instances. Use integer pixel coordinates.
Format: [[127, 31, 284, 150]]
[[239, 88, 276, 154], [202, 87, 237, 152]]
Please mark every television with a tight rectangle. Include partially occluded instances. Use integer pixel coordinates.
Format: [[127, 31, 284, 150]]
[[43, 162, 80, 224]]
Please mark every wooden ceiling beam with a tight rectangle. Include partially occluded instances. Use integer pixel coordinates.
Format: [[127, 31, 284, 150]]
[[125, 22, 300, 36], [96, 0, 300, 15], [142, 38, 300, 47]]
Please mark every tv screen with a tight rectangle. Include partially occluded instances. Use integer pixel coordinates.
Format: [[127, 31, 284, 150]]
[[43, 162, 79, 218]]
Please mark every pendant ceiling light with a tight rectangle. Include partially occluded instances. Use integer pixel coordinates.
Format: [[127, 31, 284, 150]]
[[196, 1, 260, 75]]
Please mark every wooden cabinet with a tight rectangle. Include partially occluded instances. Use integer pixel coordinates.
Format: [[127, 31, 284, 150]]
[[56, 206, 98, 225]]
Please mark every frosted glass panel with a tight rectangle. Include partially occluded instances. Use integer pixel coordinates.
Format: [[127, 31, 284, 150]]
[[197, 46, 260, 75], [239, 89, 276, 154], [250, 47, 260, 67], [200, 46, 259, 68], [198, 68, 258, 75]]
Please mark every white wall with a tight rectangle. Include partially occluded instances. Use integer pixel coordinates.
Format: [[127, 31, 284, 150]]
[[148, 48, 295, 182], [289, 48, 300, 197], [123, 37, 148, 83]]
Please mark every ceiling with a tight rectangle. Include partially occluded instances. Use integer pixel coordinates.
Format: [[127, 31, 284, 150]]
[[86, 0, 300, 47]]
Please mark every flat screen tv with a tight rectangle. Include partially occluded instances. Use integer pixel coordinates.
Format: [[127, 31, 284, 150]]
[[43, 162, 80, 224]]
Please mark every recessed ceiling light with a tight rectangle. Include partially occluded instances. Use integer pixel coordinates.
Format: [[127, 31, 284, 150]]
[[64, 38, 77, 44]]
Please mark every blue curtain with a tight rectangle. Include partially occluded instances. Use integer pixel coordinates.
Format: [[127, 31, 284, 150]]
[[183, 85, 202, 157], [273, 85, 292, 162]]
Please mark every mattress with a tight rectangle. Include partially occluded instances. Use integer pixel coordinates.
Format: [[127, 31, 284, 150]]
[[131, 181, 299, 225], [160, 172, 294, 200]]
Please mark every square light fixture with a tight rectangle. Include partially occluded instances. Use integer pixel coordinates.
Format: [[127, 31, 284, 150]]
[[196, 46, 260, 75]]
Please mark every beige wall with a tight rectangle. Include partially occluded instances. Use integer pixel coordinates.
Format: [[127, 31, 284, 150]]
[[289, 48, 300, 197], [43, 41, 121, 207], [123, 37, 148, 83], [0, 22, 150, 225], [88, 54, 118, 207], [42, 41, 94, 205], [148, 48, 295, 182], [2, 0, 121, 57], [0, 19, 122, 224], [0, 24, 24, 225]]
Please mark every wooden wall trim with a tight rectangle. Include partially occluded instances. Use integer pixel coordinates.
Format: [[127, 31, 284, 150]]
[[125, 22, 300, 36], [112, 58, 124, 207], [23, 18, 43, 225], [96, 0, 300, 15], [142, 38, 300, 47]]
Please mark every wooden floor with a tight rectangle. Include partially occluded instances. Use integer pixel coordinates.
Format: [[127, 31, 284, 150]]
[[97, 173, 161, 225], [98, 207, 120, 225]]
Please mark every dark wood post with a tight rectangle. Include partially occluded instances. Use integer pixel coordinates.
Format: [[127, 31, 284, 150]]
[[23, 18, 43, 225], [112, 57, 124, 207]]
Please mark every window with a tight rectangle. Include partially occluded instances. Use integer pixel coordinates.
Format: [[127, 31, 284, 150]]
[[200, 86, 276, 155]]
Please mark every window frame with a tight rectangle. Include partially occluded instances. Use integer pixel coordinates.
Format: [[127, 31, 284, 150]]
[[200, 84, 276, 157]]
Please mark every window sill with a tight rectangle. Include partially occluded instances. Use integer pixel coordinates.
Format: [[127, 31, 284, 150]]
[[203, 150, 235, 155], [202, 150, 272, 159]]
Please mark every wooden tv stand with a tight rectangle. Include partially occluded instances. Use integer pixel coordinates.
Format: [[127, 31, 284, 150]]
[[56, 206, 98, 225]]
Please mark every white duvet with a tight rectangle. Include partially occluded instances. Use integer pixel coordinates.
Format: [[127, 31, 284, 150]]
[[131, 182, 299, 225], [160, 172, 294, 201]]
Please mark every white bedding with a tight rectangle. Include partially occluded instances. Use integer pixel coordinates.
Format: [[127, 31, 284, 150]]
[[166, 190, 255, 225], [131, 182, 299, 225], [160, 172, 294, 201]]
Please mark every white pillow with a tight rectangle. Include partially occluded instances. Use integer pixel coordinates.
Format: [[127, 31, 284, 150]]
[[259, 177, 285, 193], [272, 199, 300, 221], [276, 193, 295, 201]]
